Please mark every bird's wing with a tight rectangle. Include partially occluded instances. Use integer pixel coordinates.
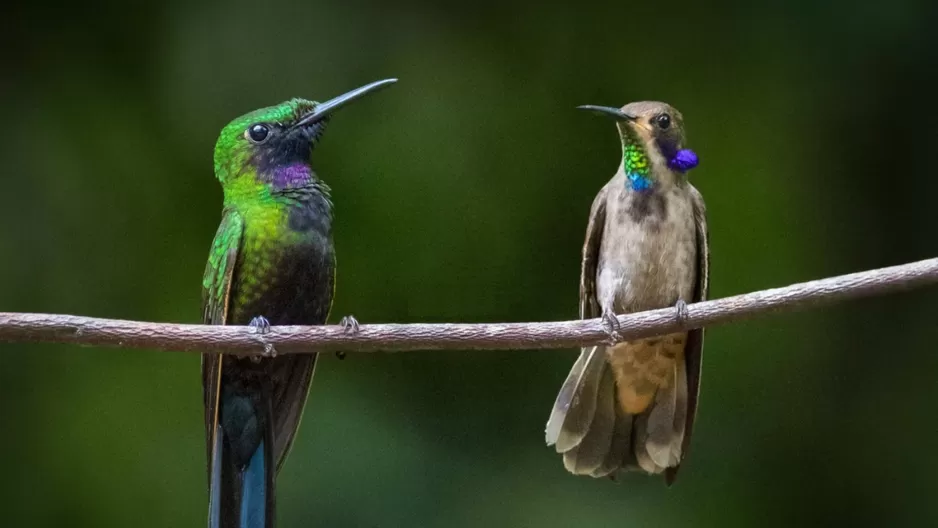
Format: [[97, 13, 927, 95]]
[[200, 209, 244, 480], [545, 186, 609, 447], [271, 351, 319, 472], [666, 185, 709, 484], [579, 185, 609, 320]]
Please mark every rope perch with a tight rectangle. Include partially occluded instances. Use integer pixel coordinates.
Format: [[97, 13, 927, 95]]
[[1, 257, 936, 355]]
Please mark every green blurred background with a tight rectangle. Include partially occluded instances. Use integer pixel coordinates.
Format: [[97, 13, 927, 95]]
[[2, 0, 938, 526]]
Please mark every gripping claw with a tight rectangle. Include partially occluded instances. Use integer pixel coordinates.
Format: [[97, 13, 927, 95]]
[[335, 315, 361, 360], [674, 299, 689, 326], [249, 316, 271, 334], [601, 308, 621, 344]]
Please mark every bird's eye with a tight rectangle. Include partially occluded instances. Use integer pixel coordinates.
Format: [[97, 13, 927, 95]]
[[246, 124, 270, 143], [655, 114, 671, 130]]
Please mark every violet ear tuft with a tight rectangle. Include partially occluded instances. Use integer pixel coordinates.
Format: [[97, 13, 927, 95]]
[[668, 149, 699, 172]]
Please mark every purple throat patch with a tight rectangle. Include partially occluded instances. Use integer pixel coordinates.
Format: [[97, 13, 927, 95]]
[[272, 163, 312, 188], [668, 149, 699, 173]]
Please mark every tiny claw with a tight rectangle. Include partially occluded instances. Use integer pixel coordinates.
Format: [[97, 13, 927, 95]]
[[674, 299, 689, 326], [339, 315, 360, 334], [250, 343, 277, 363], [249, 316, 271, 334], [248, 316, 273, 362], [335, 316, 359, 360], [601, 309, 622, 344]]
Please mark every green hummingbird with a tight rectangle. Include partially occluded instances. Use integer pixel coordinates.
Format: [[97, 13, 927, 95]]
[[545, 101, 709, 484], [201, 78, 396, 528]]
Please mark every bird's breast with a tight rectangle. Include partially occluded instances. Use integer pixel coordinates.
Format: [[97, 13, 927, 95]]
[[229, 205, 335, 326], [598, 184, 697, 313]]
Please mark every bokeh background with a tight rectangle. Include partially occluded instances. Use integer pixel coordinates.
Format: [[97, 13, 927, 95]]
[[2, 0, 938, 526]]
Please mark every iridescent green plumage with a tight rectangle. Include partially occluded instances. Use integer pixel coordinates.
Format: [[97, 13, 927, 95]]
[[200, 80, 396, 528], [620, 125, 654, 191], [622, 131, 650, 177]]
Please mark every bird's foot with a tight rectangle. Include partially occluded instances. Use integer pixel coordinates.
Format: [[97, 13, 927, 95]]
[[249, 316, 271, 334], [674, 299, 689, 326], [335, 315, 361, 360], [601, 309, 622, 344], [249, 316, 274, 362], [260, 342, 278, 359], [339, 315, 360, 334]]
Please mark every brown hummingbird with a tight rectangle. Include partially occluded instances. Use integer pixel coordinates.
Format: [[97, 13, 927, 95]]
[[545, 101, 709, 484]]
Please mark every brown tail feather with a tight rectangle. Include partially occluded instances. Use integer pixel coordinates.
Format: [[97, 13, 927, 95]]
[[547, 338, 691, 479]]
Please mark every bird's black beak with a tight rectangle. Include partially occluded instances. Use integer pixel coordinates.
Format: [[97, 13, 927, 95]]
[[577, 105, 637, 121], [293, 78, 398, 129]]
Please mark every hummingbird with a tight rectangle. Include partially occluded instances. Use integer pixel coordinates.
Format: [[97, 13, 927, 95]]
[[201, 78, 396, 528], [545, 101, 709, 483]]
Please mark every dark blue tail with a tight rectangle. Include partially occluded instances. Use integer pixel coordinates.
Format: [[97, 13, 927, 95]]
[[208, 391, 276, 528]]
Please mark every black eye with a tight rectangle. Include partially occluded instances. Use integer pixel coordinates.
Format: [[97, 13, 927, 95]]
[[655, 114, 671, 130], [246, 124, 270, 143]]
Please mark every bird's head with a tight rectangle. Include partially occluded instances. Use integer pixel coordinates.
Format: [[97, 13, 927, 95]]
[[213, 79, 397, 199], [579, 101, 698, 179]]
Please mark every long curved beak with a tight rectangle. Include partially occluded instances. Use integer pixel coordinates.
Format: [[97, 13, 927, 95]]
[[294, 78, 398, 128], [577, 105, 636, 121]]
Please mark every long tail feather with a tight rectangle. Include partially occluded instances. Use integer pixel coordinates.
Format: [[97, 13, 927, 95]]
[[593, 401, 633, 477], [548, 338, 693, 479], [209, 425, 223, 528], [546, 346, 607, 452], [563, 365, 616, 474], [670, 359, 689, 464], [240, 439, 270, 528], [209, 391, 275, 528], [645, 362, 678, 468]]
